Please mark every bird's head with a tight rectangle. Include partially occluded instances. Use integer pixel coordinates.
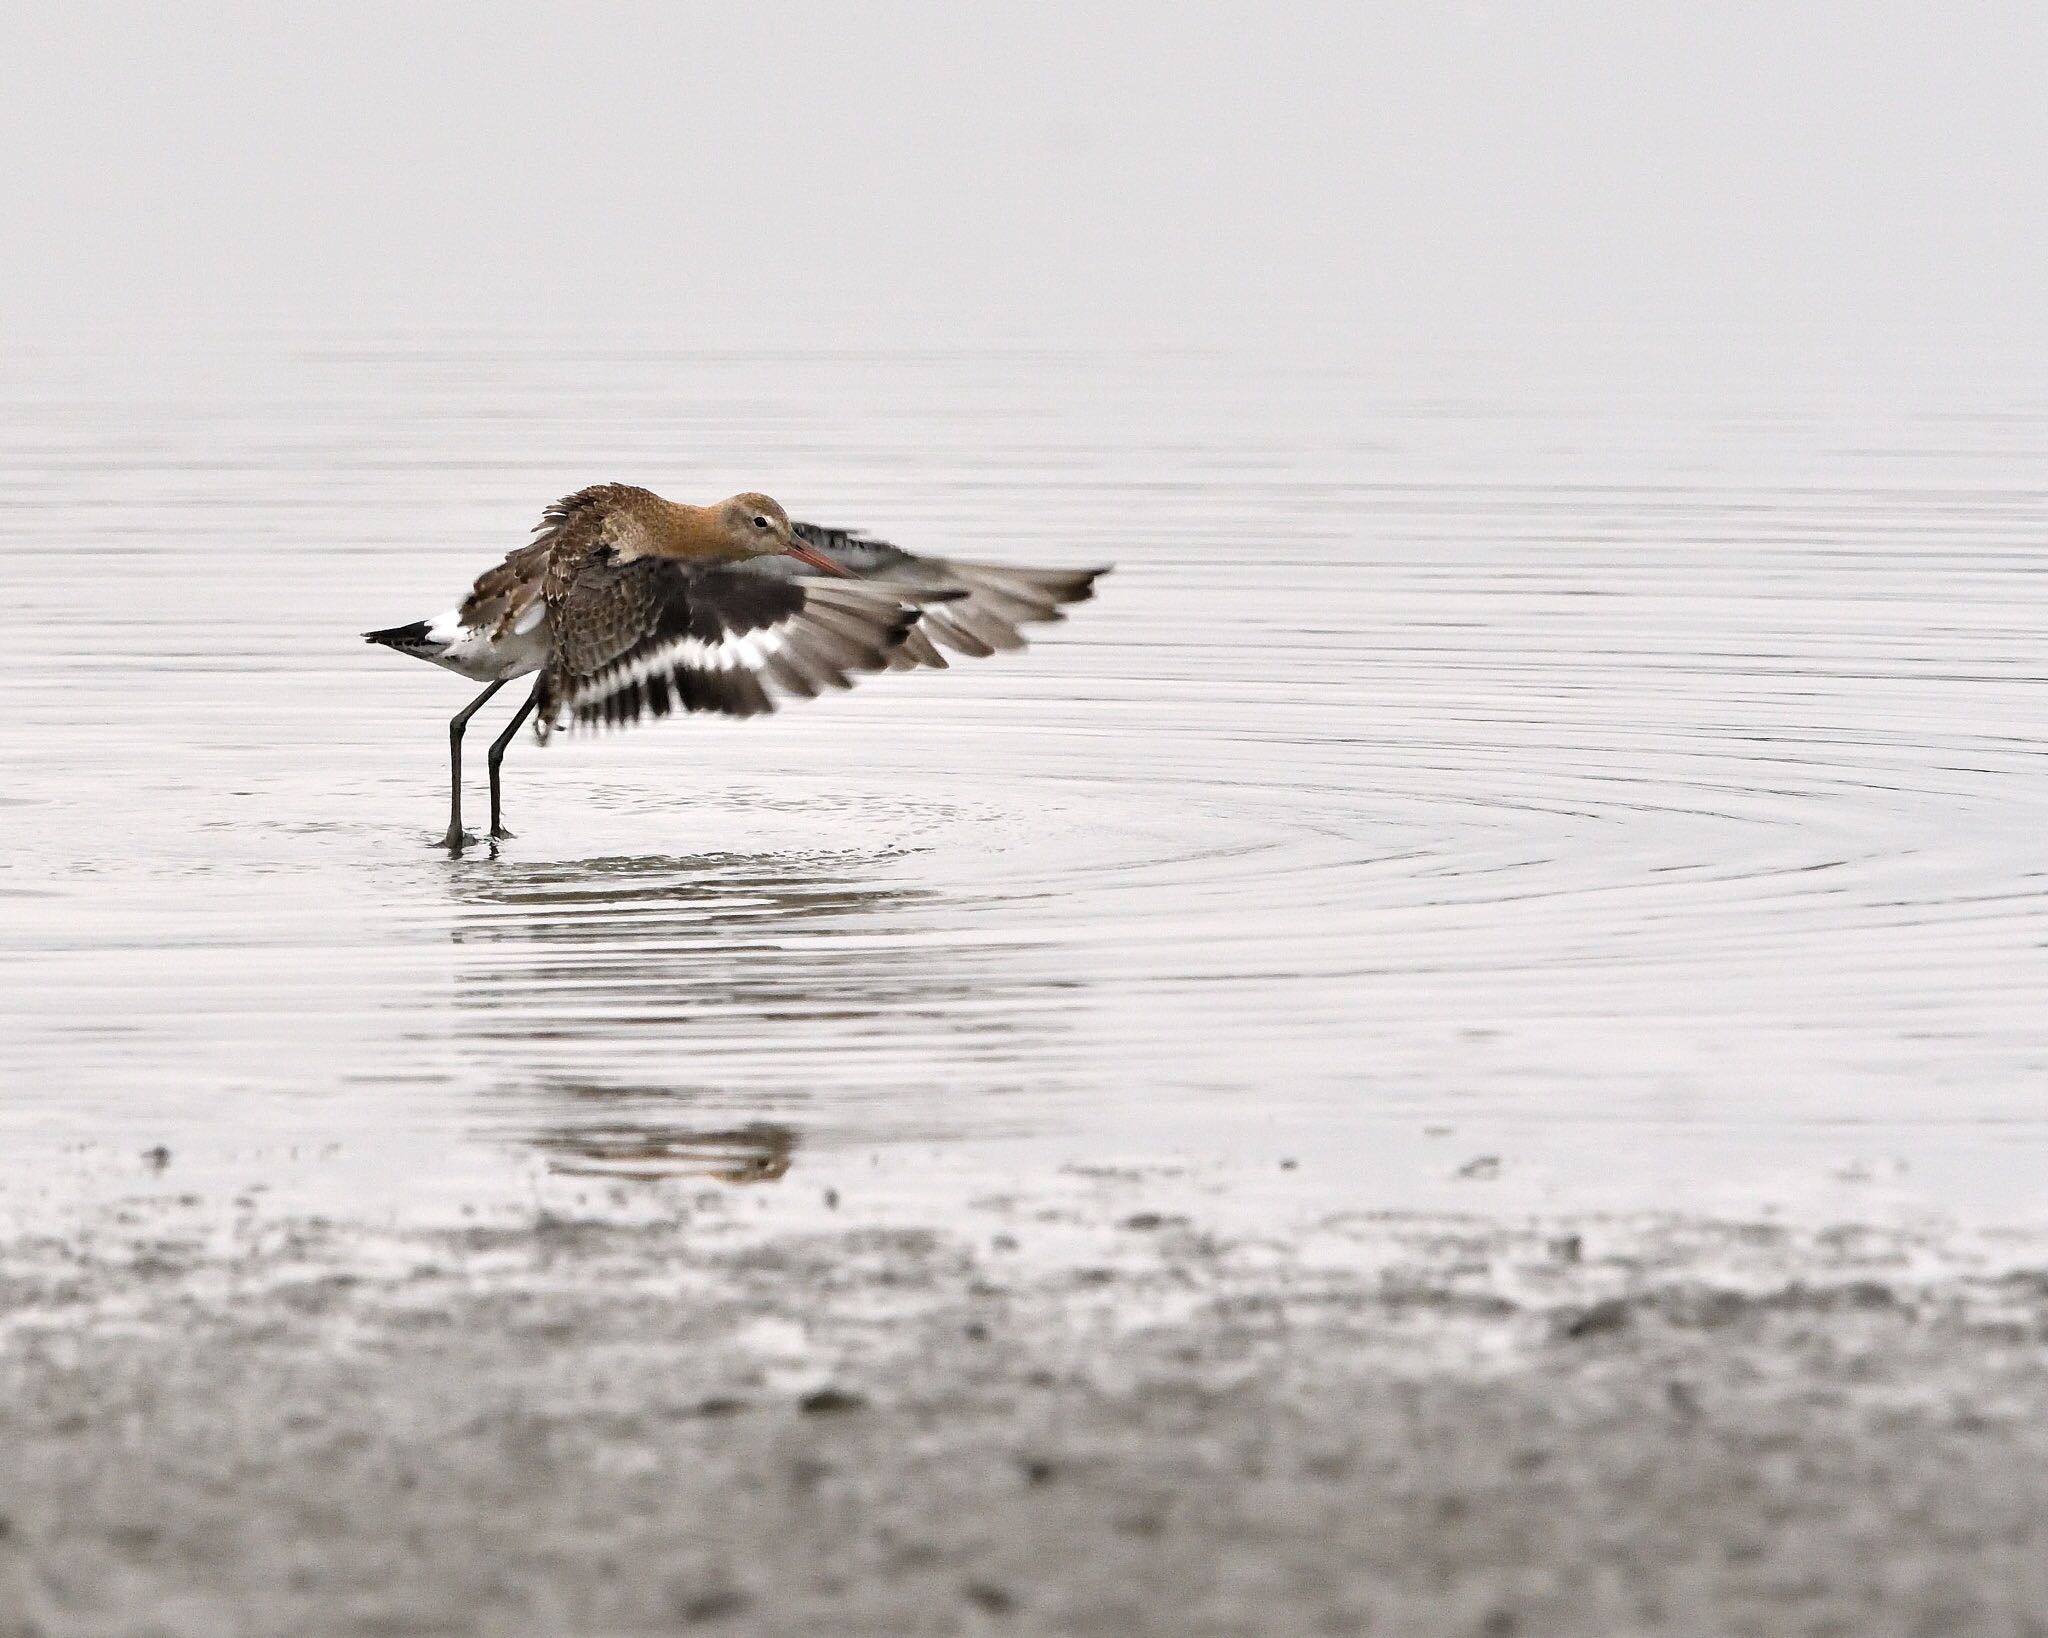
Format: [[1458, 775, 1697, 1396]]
[[711, 493, 846, 574]]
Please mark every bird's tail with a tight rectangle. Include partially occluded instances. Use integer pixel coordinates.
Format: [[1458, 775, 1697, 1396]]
[[362, 620, 445, 658]]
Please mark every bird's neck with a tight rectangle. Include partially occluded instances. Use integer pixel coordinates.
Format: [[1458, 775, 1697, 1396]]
[[643, 500, 739, 562]]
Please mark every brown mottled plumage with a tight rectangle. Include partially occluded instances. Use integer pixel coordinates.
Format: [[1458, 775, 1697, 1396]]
[[449, 486, 1106, 681], [524, 485, 919, 734], [457, 537, 551, 643]]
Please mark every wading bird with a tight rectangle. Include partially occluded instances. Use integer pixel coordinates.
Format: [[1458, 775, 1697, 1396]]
[[364, 484, 1105, 848]]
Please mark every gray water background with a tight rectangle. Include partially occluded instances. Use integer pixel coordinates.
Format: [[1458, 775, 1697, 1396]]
[[1, 335, 2043, 1231]]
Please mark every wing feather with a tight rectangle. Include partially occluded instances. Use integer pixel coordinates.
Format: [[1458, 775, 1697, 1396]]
[[457, 538, 552, 643], [542, 556, 916, 732], [770, 523, 1106, 669]]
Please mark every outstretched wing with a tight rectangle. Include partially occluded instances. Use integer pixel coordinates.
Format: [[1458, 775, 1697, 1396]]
[[544, 554, 919, 730], [780, 522, 1106, 671]]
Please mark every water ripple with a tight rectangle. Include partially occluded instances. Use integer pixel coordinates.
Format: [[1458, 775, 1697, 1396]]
[[1, 342, 2045, 1220]]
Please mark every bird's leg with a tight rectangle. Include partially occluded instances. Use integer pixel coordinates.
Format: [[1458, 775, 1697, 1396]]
[[486, 678, 543, 839], [440, 678, 508, 850]]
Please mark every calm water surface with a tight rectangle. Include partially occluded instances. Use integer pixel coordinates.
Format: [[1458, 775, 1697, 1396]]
[[2, 339, 2045, 1229]]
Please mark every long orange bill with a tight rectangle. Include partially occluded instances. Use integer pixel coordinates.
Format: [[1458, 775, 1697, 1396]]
[[784, 541, 854, 576]]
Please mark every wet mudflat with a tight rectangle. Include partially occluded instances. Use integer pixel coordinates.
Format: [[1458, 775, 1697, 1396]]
[[7, 1173, 2048, 1637], [3, 335, 2048, 1632]]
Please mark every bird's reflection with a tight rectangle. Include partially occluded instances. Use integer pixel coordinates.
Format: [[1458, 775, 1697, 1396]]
[[529, 1113, 796, 1183], [440, 849, 1076, 1183]]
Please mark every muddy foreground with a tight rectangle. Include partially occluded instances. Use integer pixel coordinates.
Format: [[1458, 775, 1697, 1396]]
[[5, 1171, 2048, 1638]]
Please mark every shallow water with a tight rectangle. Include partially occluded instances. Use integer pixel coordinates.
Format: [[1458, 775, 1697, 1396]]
[[3, 338, 2046, 1230]]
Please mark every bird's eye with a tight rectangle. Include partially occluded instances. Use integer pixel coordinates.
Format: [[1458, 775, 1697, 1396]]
[[752, 515, 769, 530]]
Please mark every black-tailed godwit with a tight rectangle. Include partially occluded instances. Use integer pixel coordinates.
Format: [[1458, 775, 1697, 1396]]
[[365, 485, 1105, 848]]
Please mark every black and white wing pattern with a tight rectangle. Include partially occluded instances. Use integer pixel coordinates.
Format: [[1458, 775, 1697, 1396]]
[[540, 554, 919, 732], [762, 523, 1108, 672]]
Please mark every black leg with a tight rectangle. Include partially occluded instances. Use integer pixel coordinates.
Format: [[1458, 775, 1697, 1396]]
[[440, 678, 508, 850], [486, 679, 543, 839]]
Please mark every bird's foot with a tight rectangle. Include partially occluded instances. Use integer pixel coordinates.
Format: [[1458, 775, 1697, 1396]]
[[488, 824, 515, 840], [436, 826, 476, 852]]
